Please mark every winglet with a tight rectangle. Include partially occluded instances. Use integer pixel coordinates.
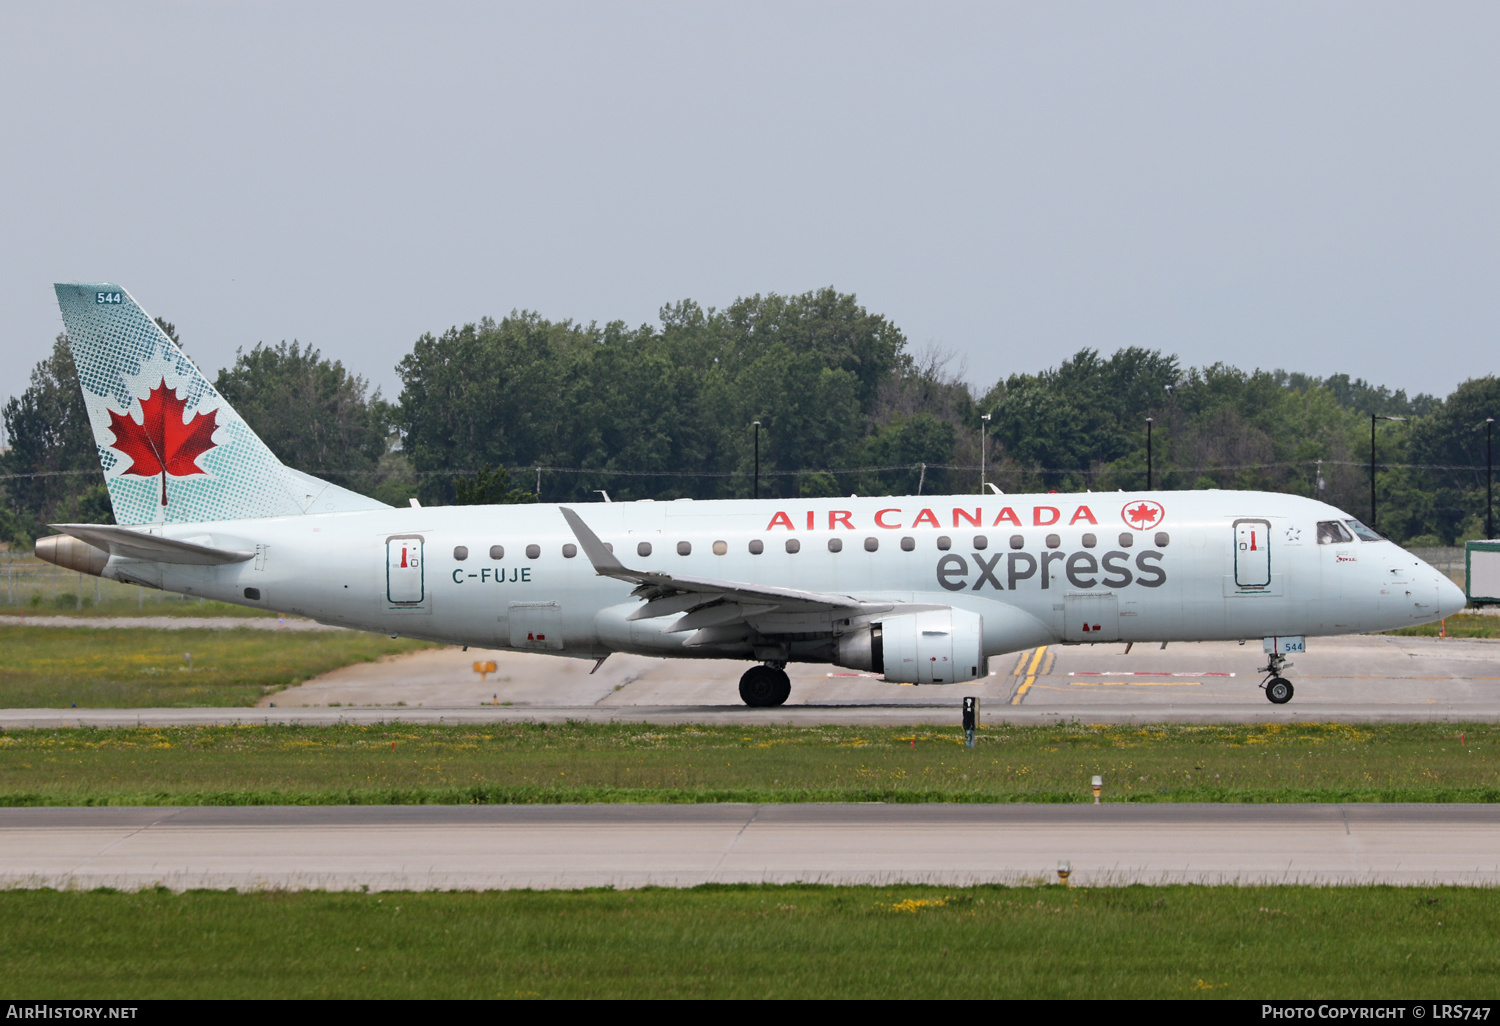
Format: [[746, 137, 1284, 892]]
[[559, 507, 630, 577]]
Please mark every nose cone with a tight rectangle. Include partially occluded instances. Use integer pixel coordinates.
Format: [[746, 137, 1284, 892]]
[[1438, 572, 1467, 619]]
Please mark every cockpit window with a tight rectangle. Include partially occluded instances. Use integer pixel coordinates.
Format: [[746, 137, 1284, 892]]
[[1344, 519, 1382, 542], [1317, 520, 1354, 545]]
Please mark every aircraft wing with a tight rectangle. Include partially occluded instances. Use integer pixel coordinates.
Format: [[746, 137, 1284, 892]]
[[560, 506, 874, 644], [49, 524, 254, 565]]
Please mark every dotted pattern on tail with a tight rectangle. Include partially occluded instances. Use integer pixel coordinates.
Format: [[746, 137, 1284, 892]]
[[54, 282, 387, 525]]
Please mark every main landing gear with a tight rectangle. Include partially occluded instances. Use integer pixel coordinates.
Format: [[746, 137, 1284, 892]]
[[1259, 650, 1295, 705], [739, 664, 791, 707]]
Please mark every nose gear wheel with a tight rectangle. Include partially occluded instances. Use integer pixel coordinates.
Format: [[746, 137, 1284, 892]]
[[1258, 650, 1296, 704]]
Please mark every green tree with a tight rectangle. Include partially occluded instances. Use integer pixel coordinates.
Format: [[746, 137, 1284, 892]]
[[981, 347, 1180, 488], [0, 334, 107, 542], [857, 412, 957, 495], [214, 341, 391, 488], [396, 314, 589, 503], [452, 465, 537, 505], [1403, 377, 1500, 543]]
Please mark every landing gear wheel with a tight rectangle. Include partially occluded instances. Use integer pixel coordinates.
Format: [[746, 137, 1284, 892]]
[[1265, 677, 1294, 704], [739, 665, 791, 707]]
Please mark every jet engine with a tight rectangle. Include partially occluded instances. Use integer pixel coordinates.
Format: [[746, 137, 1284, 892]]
[[35, 534, 108, 576], [835, 608, 986, 684]]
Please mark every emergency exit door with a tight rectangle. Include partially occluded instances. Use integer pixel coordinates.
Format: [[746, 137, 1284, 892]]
[[1233, 519, 1271, 588], [386, 536, 424, 604]]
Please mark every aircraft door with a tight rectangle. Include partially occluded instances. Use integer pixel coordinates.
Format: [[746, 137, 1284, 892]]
[[1233, 519, 1271, 589], [386, 536, 424, 604]]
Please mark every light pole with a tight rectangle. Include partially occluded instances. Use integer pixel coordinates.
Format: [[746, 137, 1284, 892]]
[[1370, 414, 1405, 530], [980, 413, 992, 494], [1146, 417, 1154, 491], [752, 421, 761, 500], [1486, 417, 1495, 539]]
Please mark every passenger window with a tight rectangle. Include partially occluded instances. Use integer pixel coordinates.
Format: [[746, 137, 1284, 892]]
[[785, 539, 801, 554], [973, 535, 988, 550], [936, 535, 952, 551], [900, 536, 915, 551], [489, 545, 504, 560], [453, 545, 468, 561], [864, 537, 879, 552], [525, 544, 541, 559], [562, 544, 577, 558], [828, 538, 843, 553], [1344, 519, 1382, 542], [749, 540, 764, 555], [637, 542, 653, 557], [1010, 535, 1024, 549], [677, 541, 691, 556], [1081, 533, 1096, 548], [1317, 521, 1354, 545], [1045, 534, 1061, 549], [712, 540, 727, 555], [1118, 533, 1133, 548], [1154, 532, 1170, 547]]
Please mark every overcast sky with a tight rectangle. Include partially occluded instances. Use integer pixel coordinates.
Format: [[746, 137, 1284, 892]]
[[2, 1, 1496, 408]]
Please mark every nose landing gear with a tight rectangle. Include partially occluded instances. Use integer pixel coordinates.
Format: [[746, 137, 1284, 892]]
[[1259, 650, 1295, 704], [739, 663, 792, 707]]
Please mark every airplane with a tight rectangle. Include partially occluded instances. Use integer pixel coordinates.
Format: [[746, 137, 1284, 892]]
[[34, 283, 1468, 706]]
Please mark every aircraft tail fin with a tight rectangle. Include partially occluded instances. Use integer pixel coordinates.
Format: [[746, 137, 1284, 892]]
[[53, 282, 389, 525]]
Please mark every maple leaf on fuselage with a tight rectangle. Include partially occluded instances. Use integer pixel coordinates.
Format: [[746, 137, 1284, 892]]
[[106, 379, 219, 505], [1126, 502, 1160, 527]]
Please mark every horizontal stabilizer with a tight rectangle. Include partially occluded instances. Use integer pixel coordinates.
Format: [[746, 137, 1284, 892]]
[[49, 524, 254, 565]]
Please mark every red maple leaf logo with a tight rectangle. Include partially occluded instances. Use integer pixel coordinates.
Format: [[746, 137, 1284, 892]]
[[106, 379, 219, 506], [1123, 499, 1164, 528]]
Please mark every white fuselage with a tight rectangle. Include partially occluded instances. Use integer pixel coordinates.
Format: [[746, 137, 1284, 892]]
[[99, 490, 1465, 666]]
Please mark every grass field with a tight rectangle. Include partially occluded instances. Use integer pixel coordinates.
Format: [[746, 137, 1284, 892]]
[[1, 599, 281, 618], [2, 884, 1494, 998], [0, 596, 282, 618], [2, 721, 1495, 806], [0, 627, 435, 708]]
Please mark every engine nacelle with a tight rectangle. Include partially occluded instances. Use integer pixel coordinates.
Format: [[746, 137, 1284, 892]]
[[835, 608, 986, 685], [35, 534, 108, 577]]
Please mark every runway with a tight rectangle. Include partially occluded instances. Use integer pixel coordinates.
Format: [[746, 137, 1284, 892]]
[[3, 804, 1497, 891], [1, 633, 1495, 727]]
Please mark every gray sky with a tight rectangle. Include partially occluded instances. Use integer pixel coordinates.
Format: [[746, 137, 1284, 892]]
[[3, 1, 1496, 408]]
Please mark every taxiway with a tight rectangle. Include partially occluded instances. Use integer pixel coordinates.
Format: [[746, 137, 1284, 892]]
[[2, 804, 1496, 891], [0, 633, 1494, 727]]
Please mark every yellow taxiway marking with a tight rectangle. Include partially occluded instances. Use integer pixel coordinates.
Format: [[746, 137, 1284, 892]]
[[1010, 646, 1049, 705]]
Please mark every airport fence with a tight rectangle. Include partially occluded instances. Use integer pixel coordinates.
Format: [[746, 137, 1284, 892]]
[[1409, 547, 1466, 592], [0, 553, 207, 613]]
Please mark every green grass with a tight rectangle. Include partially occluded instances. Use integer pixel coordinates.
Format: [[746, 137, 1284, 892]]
[[2, 884, 1495, 998], [0, 627, 435, 708], [1385, 613, 1500, 638], [3, 721, 1496, 806], [0, 596, 283, 617], [2, 594, 283, 618]]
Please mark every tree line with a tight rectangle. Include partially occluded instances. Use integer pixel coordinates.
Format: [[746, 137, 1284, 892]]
[[2, 289, 1495, 547]]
